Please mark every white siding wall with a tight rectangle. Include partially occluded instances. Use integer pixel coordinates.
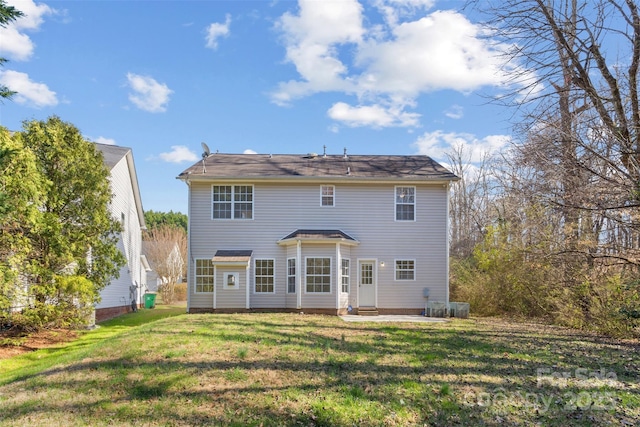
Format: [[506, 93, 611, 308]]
[[96, 156, 144, 310], [187, 181, 448, 311]]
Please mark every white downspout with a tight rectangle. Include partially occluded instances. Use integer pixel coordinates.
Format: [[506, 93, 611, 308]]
[[213, 265, 217, 310], [335, 243, 341, 311], [296, 240, 302, 309], [246, 263, 250, 309], [186, 179, 192, 313], [445, 183, 450, 308]]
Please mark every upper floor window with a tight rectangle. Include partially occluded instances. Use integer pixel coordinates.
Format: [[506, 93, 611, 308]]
[[195, 259, 214, 293], [212, 185, 253, 219], [320, 185, 335, 207], [395, 260, 415, 281], [395, 186, 415, 221]]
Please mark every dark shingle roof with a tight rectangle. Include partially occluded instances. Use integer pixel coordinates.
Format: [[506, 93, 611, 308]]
[[212, 250, 253, 263], [177, 153, 458, 181], [95, 143, 131, 170], [281, 229, 356, 241], [278, 229, 359, 245]]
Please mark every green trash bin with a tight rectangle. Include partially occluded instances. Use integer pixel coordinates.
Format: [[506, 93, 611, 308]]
[[144, 292, 157, 309]]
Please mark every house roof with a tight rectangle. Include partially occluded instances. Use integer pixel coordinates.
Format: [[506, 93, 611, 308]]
[[177, 153, 458, 183], [95, 143, 147, 230], [278, 229, 359, 246], [212, 250, 253, 263], [97, 143, 131, 170]]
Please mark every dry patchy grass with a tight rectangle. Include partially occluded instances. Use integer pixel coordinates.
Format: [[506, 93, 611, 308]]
[[0, 313, 638, 426]]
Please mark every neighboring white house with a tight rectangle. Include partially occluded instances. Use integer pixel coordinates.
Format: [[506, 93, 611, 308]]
[[95, 143, 149, 321], [142, 241, 184, 292], [177, 152, 458, 315]]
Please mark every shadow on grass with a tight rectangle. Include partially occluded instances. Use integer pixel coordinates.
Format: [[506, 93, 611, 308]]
[[0, 304, 187, 386]]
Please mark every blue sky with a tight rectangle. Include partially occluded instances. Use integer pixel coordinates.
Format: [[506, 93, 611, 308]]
[[0, 0, 524, 214]]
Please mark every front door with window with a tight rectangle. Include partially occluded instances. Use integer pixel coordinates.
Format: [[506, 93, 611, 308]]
[[359, 260, 376, 307]]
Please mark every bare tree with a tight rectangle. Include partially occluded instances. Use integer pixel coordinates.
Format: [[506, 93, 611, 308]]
[[451, 0, 640, 333], [472, 0, 640, 261], [143, 225, 187, 304], [447, 144, 496, 258]]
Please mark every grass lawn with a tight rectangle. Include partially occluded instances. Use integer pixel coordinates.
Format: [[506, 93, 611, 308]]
[[0, 312, 638, 426]]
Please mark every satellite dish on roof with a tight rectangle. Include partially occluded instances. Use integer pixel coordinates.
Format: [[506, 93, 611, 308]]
[[200, 142, 211, 174], [201, 142, 211, 158]]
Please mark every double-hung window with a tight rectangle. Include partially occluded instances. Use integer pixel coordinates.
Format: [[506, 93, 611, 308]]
[[287, 258, 296, 293], [341, 259, 350, 293], [395, 260, 415, 281], [212, 185, 253, 219], [320, 185, 335, 207], [395, 186, 415, 221], [255, 259, 275, 293], [195, 259, 214, 293], [306, 257, 331, 293]]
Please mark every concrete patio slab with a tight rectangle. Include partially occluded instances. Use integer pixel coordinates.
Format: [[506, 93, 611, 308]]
[[340, 315, 448, 323]]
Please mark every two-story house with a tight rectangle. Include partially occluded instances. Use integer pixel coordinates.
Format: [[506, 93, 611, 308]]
[[177, 152, 457, 315]]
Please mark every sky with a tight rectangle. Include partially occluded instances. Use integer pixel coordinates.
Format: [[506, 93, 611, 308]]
[[0, 0, 526, 214]]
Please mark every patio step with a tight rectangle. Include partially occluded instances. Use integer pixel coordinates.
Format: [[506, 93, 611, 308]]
[[358, 307, 379, 316]]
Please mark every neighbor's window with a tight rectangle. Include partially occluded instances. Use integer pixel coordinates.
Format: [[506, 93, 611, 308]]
[[255, 259, 275, 293], [395, 186, 415, 221], [306, 257, 331, 293], [320, 185, 335, 207], [195, 259, 214, 293], [341, 259, 350, 293], [287, 258, 296, 294], [212, 185, 253, 219], [395, 260, 415, 281]]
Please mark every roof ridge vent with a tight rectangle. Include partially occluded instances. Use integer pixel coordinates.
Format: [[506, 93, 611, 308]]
[[303, 153, 318, 159]]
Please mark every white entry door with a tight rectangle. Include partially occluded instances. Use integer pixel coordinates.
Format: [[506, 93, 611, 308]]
[[359, 260, 376, 307]]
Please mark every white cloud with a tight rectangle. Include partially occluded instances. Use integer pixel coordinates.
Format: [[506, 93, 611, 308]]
[[272, 1, 526, 128], [94, 136, 116, 145], [159, 146, 199, 163], [0, 70, 57, 107], [126, 73, 173, 113], [0, 0, 55, 61], [413, 130, 510, 163], [205, 14, 231, 50], [243, 149, 257, 154], [272, 0, 364, 106], [444, 104, 463, 119], [328, 101, 419, 128]]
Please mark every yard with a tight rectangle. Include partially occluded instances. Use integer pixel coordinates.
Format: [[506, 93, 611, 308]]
[[0, 311, 638, 426]]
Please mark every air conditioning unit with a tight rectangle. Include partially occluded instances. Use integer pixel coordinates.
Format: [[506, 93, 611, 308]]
[[449, 302, 470, 319], [425, 301, 447, 317]]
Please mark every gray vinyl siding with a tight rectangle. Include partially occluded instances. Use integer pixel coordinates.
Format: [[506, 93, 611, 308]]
[[187, 181, 448, 310], [216, 267, 247, 309]]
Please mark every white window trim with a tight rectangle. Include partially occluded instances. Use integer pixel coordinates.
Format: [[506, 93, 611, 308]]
[[223, 272, 240, 290], [211, 184, 255, 220], [254, 258, 276, 294], [287, 257, 296, 294], [194, 258, 214, 293], [341, 258, 350, 294], [320, 185, 335, 207], [394, 185, 416, 222], [394, 259, 416, 281], [304, 256, 332, 294]]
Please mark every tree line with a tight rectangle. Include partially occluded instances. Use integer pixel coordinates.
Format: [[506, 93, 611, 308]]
[[450, 0, 640, 337]]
